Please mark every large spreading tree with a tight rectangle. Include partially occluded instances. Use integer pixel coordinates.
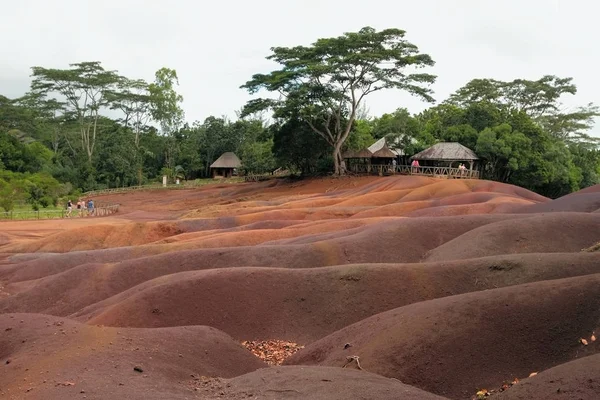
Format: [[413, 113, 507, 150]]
[[30, 62, 121, 163], [241, 27, 436, 175]]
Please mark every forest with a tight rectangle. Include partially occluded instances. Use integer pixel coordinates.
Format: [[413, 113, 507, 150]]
[[1, 27, 599, 211]]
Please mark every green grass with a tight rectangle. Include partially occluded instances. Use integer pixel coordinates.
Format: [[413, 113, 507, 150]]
[[0, 209, 66, 220], [13, 204, 63, 212]]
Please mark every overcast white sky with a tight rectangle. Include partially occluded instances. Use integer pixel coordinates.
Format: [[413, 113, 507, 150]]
[[2, 0, 598, 135]]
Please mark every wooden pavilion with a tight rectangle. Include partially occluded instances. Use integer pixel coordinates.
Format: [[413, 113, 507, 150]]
[[342, 148, 373, 173], [407, 142, 480, 179], [210, 152, 241, 178]]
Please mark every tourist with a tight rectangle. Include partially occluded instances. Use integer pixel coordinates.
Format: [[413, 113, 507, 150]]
[[411, 159, 420, 174], [76, 200, 83, 217], [459, 163, 466, 177], [66, 200, 73, 218], [87, 199, 95, 216]]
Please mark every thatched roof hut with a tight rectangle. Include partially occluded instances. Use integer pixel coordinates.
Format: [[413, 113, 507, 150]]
[[372, 145, 397, 158], [411, 142, 478, 161], [343, 148, 372, 159], [354, 148, 373, 158], [210, 152, 242, 169], [210, 152, 241, 178]]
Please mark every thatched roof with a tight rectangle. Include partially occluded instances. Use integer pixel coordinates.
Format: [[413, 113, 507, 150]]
[[354, 148, 373, 158], [411, 142, 479, 161], [372, 145, 397, 158], [210, 152, 241, 169]]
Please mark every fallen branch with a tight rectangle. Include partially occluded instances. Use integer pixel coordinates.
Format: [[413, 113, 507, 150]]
[[342, 355, 363, 370]]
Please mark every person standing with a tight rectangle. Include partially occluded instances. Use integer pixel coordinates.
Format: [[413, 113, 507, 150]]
[[66, 200, 73, 218], [87, 199, 95, 216]]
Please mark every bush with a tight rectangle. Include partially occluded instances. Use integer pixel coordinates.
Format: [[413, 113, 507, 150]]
[[39, 196, 53, 208]]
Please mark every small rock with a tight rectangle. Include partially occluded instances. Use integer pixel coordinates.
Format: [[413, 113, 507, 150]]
[[5, 359, 11, 365], [80, 390, 85, 393], [5, 327, 11, 331], [344, 343, 351, 349], [133, 366, 143, 373]]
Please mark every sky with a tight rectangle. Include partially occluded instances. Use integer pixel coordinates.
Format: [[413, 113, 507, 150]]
[[1, 0, 598, 135]]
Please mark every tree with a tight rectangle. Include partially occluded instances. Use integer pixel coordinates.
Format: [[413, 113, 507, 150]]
[[447, 76, 599, 143], [148, 68, 184, 170], [475, 123, 532, 182], [241, 26, 436, 175], [30, 61, 121, 163], [272, 118, 331, 175], [240, 140, 276, 175], [108, 77, 152, 184]]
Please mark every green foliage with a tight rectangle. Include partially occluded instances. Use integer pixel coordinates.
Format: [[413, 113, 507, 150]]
[[148, 68, 184, 135], [0, 170, 68, 211], [447, 76, 600, 145], [241, 140, 276, 175], [241, 26, 436, 174], [346, 119, 376, 151], [272, 118, 331, 175], [30, 61, 122, 162]]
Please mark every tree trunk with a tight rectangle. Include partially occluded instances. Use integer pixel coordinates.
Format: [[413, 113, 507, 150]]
[[332, 146, 340, 175], [332, 141, 345, 175]]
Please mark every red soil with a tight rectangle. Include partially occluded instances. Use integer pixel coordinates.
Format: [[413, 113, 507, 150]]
[[193, 366, 449, 399], [494, 353, 600, 400], [285, 274, 600, 399], [0, 313, 265, 399], [0, 176, 597, 399]]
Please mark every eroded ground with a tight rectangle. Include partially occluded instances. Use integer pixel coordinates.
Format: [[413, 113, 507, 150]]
[[1, 176, 599, 399]]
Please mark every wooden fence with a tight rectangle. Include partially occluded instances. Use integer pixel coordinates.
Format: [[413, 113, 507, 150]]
[[82, 179, 244, 197], [349, 164, 480, 179], [0, 204, 120, 221]]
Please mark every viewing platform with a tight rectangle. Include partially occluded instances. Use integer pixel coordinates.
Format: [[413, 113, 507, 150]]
[[349, 164, 480, 179]]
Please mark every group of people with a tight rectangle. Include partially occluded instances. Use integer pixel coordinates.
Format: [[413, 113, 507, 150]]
[[65, 199, 94, 218]]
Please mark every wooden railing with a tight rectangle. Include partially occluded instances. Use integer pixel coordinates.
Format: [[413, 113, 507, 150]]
[[82, 179, 244, 197], [0, 203, 120, 221], [349, 164, 480, 179]]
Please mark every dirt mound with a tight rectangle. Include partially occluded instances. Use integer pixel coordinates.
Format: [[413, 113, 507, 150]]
[[1, 176, 595, 399], [0, 213, 518, 285], [285, 274, 600, 399], [426, 212, 600, 262], [494, 353, 600, 400], [3, 253, 598, 346], [193, 366, 447, 399], [513, 192, 600, 213], [566, 183, 600, 195], [0, 313, 265, 399], [4, 221, 186, 253]]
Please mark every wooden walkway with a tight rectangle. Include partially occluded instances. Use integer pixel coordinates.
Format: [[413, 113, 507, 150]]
[[349, 164, 480, 179]]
